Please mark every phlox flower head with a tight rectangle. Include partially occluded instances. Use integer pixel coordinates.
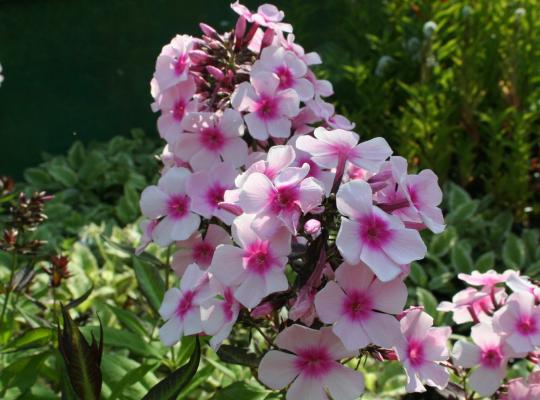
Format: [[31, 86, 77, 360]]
[[394, 309, 451, 393], [140, 167, 200, 246], [452, 322, 524, 397], [314, 262, 407, 350], [158, 263, 214, 346], [336, 179, 427, 282], [232, 71, 300, 140], [437, 287, 496, 324], [258, 325, 364, 400], [210, 214, 291, 308], [154, 34, 197, 92], [171, 224, 232, 276], [231, 2, 293, 33]]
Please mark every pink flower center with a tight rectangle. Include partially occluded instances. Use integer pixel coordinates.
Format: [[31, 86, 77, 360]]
[[167, 194, 190, 219], [246, 242, 275, 275], [271, 185, 299, 212], [200, 127, 225, 151], [480, 346, 504, 369], [193, 241, 214, 267], [358, 214, 393, 248], [174, 53, 189, 76], [294, 347, 335, 378], [222, 288, 236, 321], [342, 291, 373, 321], [255, 95, 279, 120], [205, 184, 226, 208], [517, 315, 537, 336], [275, 66, 294, 89], [176, 290, 194, 318], [172, 99, 187, 121], [407, 340, 425, 367]]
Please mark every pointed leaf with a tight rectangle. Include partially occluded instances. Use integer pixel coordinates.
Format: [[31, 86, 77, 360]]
[[217, 345, 260, 368], [133, 258, 165, 315]]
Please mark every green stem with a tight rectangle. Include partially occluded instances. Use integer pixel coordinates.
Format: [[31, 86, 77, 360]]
[[0, 252, 17, 330]]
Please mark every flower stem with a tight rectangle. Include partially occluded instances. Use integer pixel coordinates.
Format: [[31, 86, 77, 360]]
[[0, 252, 17, 330]]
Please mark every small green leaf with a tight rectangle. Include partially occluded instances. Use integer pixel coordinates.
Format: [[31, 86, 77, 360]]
[[109, 363, 158, 400], [451, 242, 473, 274], [48, 163, 78, 187], [447, 183, 471, 210], [142, 337, 201, 400], [526, 261, 540, 278], [101, 235, 166, 270], [57, 306, 103, 400], [214, 382, 270, 400], [133, 258, 166, 315], [446, 200, 478, 224], [106, 304, 148, 338], [65, 285, 94, 310], [84, 326, 163, 358], [24, 167, 52, 187], [217, 345, 261, 368], [408, 262, 428, 287], [3, 327, 52, 352], [68, 141, 86, 168], [475, 252, 495, 272], [429, 272, 454, 291], [429, 227, 457, 257], [503, 234, 526, 269], [416, 288, 438, 319]]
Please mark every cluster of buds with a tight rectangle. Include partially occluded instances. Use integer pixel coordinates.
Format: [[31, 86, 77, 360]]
[[138, 3, 457, 398], [43, 255, 72, 288], [0, 176, 15, 197]]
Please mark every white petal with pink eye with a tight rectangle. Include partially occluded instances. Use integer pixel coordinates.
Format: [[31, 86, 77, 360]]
[[363, 312, 401, 348], [423, 327, 451, 361], [210, 321, 235, 351], [274, 164, 309, 187], [201, 303, 226, 336], [360, 245, 402, 282], [140, 186, 168, 219], [231, 214, 263, 248], [287, 375, 326, 400], [336, 180, 373, 219], [264, 267, 288, 294], [210, 245, 245, 286], [333, 316, 370, 350], [158, 167, 191, 195], [238, 172, 274, 213], [159, 317, 183, 347], [267, 145, 296, 173], [258, 351, 299, 390], [244, 112, 269, 140], [314, 281, 346, 323], [401, 309, 433, 341], [349, 137, 392, 172], [267, 117, 292, 139], [368, 276, 408, 314], [297, 177, 324, 211], [325, 365, 365, 400], [182, 308, 203, 336], [251, 71, 280, 95], [234, 273, 266, 308], [267, 227, 292, 256], [318, 326, 359, 360], [152, 217, 177, 246], [335, 262, 373, 294], [278, 89, 300, 117], [205, 224, 232, 247], [295, 135, 336, 167], [231, 81, 257, 111], [179, 263, 206, 291], [221, 138, 248, 168], [469, 366, 506, 397], [506, 332, 534, 353], [293, 78, 315, 101], [412, 169, 443, 206], [171, 249, 194, 277], [336, 218, 363, 265], [420, 205, 445, 233], [169, 213, 200, 241], [418, 363, 449, 390], [190, 148, 219, 171], [219, 108, 244, 137], [157, 114, 181, 143], [471, 323, 500, 347], [159, 288, 182, 318], [174, 134, 201, 160], [382, 228, 427, 265], [404, 365, 426, 393], [452, 341, 480, 368], [274, 324, 321, 354]]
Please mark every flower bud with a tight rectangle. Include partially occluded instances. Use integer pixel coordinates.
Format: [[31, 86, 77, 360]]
[[199, 23, 219, 39], [304, 219, 321, 238], [206, 65, 225, 81]]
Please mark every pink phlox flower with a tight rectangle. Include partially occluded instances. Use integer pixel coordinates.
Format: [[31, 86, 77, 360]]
[[135, 219, 159, 255], [452, 322, 524, 397], [493, 291, 540, 353], [394, 309, 451, 393], [458, 269, 513, 288], [140, 167, 200, 246], [171, 224, 232, 276], [238, 156, 324, 236], [160, 144, 190, 173], [292, 106, 322, 135], [314, 262, 407, 350], [305, 72, 334, 98], [154, 34, 197, 92], [278, 32, 322, 66], [231, 2, 293, 33], [335, 179, 427, 282], [175, 108, 247, 170], [504, 372, 540, 400], [210, 214, 291, 308], [506, 271, 540, 301], [158, 263, 214, 346], [437, 287, 504, 324], [155, 78, 198, 144], [201, 279, 241, 350], [258, 325, 365, 400], [186, 162, 238, 224], [252, 46, 314, 101], [231, 71, 300, 140], [296, 127, 392, 173]]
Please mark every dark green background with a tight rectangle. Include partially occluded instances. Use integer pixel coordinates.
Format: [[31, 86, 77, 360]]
[[0, 0, 314, 177]]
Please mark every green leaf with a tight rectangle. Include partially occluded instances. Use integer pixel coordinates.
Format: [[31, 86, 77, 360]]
[[48, 163, 78, 187], [217, 345, 261, 368], [451, 242, 473, 274], [57, 306, 103, 400], [68, 141, 86, 168], [142, 337, 201, 400], [447, 183, 471, 210], [475, 252, 495, 272], [106, 303, 148, 338], [109, 363, 158, 400], [416, 288, 438, 319], [84, 326, 163, 358], [214, 382, 269, 400], [101, 235, 166, 270], [3, 327, 52, 352], [65, 285, 94, 310], [408, 262, 428, 287], [133, 258, 165, 315], [429, 272, 454, 291], [24, 167, 51, 187], [429, 226, 457, 257], [446, 200, 478, 224], [503, 234, 526, 269], [0, 351, 50, 395], [526, 261, 540, 278]]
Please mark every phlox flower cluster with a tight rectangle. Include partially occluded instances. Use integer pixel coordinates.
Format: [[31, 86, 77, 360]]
[[439, 270, 540, 398], [139, 2, 455, 398]]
